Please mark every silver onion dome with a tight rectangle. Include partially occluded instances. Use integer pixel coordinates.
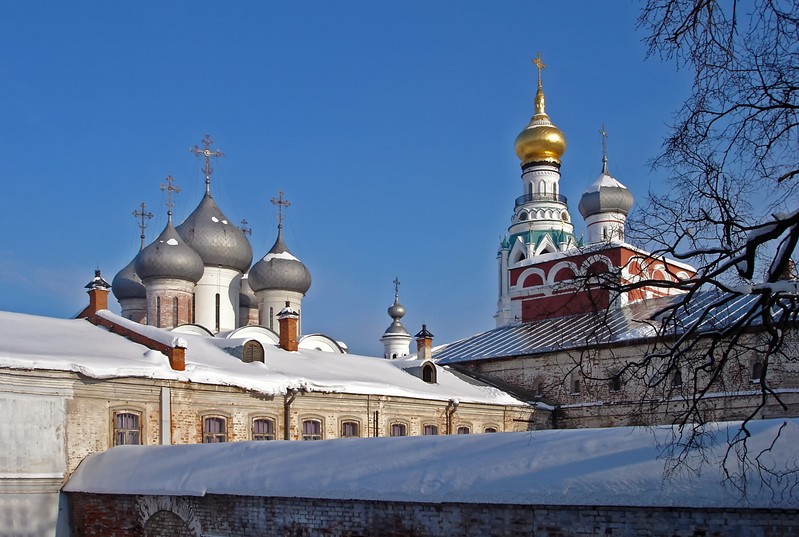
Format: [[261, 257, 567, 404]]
[[578, 161, 634, 219], [176, 194, 253, 273], [135, 221, 205, 283], [239, 273, 257, 308], [112, 256, 146, 300], [248, 227, 311, 295]]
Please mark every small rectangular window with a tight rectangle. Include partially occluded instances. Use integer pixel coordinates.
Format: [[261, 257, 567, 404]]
[[302, 419, 322, 440], [252, 418, 275, 441], [203, 416, 227, 443], [113, 412, 141, 446], [423, 425, 438, 436], [341, 421, 360, 438], [390, 423, 407, 437]]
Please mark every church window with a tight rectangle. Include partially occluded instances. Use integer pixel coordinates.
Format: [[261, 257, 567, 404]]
[[242, 340, 264, 363], [203, 416, 227, 443], [389, 422, 407, 437], [570, 376, 581, 395], [302, 419, 322, 440], [192, 294, 196, 323], [113, 411, 141, 446], [456, 426, 471, 434], [519, 211, 529, 221], [423, 424, 439, 435], [341, 420, 360, 438], [252, 418, 276, 440], [422, 363, 437, 383], [215, 293, 221, 332], [172, 297, 178, 328], [392, 353, 397, 359], [752, 360, 764, 381], [269, 307, 274, 330], [536, 381, 544, 397], [610, 373, 622, 392], [671, 370, 683, 387], [156, 297, 161, 328], [539, 181, 547, 195], [484, 427, 498, 433], [528, 182, 533, 196]]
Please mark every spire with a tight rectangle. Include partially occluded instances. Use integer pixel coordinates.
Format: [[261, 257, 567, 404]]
[[532, 51, 547, 117], [189, 134, 224, 195], [599, 124, 609, 174], [160, 175, 180, 223], [133, 202, 154, 251]]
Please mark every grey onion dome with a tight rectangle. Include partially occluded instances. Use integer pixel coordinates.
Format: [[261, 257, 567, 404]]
[[384, 319, 410, 336], [112, 255, 146, 300], [135, 221, 205, 283], [578, 161, 634, 218], [248, 227, 312, 294], [388, 297, 406, 320], [175, 193, 253, 273], [239, 273, 257, 308]]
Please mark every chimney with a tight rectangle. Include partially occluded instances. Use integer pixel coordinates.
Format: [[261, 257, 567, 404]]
[[414, 324, 434, 360], [168, 345, 186, 371], [79, 269, 111, 318], [277, 301, 300, 352]]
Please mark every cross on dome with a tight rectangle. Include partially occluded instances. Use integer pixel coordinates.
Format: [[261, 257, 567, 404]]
[[393, 276, 401, 299], [532, 51, 546, 88], [271, 190, 291, 229], [599, 124, 609, 173], [133, 201, 154, 250], [190, 134, 224, 194], [240, 219, 252, 236], [160, 176, 180, 222]]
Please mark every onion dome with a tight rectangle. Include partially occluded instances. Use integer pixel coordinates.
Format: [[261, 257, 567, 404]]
[[175, 194, 253, 273], [578, 158, 634, 218], [248, 226, 311, 295], [135, 221, 204, 283], [514, 82, 567, 165], [112, 256, 146, 300], [85, 269, 111, 290], [384, 289, 409, 336]]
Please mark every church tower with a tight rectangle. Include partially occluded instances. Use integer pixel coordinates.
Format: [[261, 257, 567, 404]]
[[380, 278, 412, 359], [496, 53, 576, 326]]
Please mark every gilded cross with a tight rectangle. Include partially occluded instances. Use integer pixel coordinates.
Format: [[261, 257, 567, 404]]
[[271, 190, 291, 228], [160, 176, 180, 221], [190, 134, 224, 194], [532, 51, 546, 88], [132, 201, 154, 250], [240, 219, 252, 236]]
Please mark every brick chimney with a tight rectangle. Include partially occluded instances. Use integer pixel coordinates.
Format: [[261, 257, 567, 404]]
[[78, 269, 111, 318], [414, 324, 434, 360], [277, 301, 300, 352]]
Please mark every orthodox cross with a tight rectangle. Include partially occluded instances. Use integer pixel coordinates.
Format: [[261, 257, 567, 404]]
[[240, 219, 252, 236], [190, 134, 224, 194], [599, 124, 609, 172], [271, 190, 291, 229], [532, 51, 546, 88], [132, 201, 154, 250], [160, 175, 180, 221], [393, 277, 401, 299]]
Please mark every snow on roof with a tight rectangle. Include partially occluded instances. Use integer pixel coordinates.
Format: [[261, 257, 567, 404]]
[[583, 171, 628, 193], [64, 418, 799, 508], [0, 309, 521, 405]]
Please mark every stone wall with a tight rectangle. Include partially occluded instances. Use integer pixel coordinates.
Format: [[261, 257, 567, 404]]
[[68, 492, 799, 537]]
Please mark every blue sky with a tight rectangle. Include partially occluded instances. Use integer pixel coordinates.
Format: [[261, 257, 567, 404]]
[[0, 2, 691, 356]]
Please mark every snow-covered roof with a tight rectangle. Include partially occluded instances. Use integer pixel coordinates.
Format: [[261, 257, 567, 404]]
[[0, 309, 522, 405], [64, 418, 799, 509]]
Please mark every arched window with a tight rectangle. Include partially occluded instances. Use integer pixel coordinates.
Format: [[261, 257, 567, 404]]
[[570, 376, 581, 395], [528, 182, 534, 196], [671, 370, 683, 387], [269, 307, 274, 330], [203, 416, 227, 443], [302, 419, 322, 440], [390, 423, 407, 437], [242, 340, 265, 363], [215, 293, 221, 332], [341, 421, 360, 438], [252, 418, 276, 440], [457, 426, 471, 434], [484, 427, 498, 433], [422, 363, 437, 384], [423, 424, 439, 435], [156, 296, 162, 328], [610, 373, 622, 392], [172, 297, 179, 328], [191, 293, 196, 323], [113, 411, 141, 446]]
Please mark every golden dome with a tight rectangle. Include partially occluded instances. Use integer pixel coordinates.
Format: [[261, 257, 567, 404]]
[[514, 83, 567, 165]]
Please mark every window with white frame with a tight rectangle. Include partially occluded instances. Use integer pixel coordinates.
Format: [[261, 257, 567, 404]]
[[340, 420, 360, 438], [252, 417, 276, 440], [113, 411, 141, 446], [203, 416, 227, 443], [302, 419, 322, 440]]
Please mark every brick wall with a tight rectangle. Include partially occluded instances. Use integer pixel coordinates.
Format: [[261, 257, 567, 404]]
[[69, 493, 799, 537]]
